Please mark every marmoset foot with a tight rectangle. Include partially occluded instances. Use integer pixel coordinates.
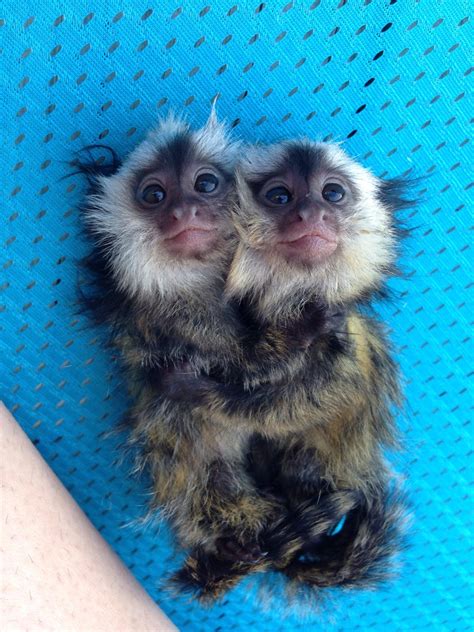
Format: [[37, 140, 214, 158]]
[[216, 536, 264, 564]]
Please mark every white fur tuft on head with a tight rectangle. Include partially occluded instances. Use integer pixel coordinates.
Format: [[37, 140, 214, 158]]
[[192, 105, 241, 172]]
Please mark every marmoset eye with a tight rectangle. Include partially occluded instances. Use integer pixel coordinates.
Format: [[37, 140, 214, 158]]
[[140, 184, 167, 205], [265, 186, 292, 205], [322, 183, 345, 203], [195, 173, 219, 193]]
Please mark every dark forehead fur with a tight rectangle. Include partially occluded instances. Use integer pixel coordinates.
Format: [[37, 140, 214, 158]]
[[285, 144, 324, 180], [135, 132, 234, 184], [147, 132, 194, 178], [248, 143, 346, 196]]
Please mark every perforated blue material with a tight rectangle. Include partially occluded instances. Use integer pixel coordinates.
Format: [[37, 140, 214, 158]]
[[2, 2, 472, 630]]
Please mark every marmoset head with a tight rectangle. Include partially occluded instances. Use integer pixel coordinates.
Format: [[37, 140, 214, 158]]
[[79, 113, 240, 299], [229, 140, 410, 310]]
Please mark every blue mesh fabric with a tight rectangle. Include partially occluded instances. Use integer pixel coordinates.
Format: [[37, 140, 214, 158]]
[[2, 1, 472, 629]]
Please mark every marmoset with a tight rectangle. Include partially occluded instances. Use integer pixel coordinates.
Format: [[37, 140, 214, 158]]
[[167, 139, 411, 599], [77, 114, 289, 561], [77, 119, 409, 603]]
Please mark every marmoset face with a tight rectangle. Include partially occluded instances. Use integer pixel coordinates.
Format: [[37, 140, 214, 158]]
[[232, 141, 404, 305], [82, 114, 240, 298]]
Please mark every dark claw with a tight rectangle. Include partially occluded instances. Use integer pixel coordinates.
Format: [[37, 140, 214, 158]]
[[216, 537, 264, 564], [284, 304, 347, 349]]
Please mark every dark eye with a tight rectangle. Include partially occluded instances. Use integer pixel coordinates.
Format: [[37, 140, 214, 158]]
[[195, 173, 219, 193], [322, 183, 345, 203], [265, 186, 292, 205], [141, 184, 166, 205]]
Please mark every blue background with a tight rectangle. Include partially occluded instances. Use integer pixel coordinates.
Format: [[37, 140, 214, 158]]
[[1, 1, 472, 629]]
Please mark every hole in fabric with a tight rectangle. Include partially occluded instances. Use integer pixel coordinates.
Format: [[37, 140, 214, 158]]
[[329, 515, 347, 536]]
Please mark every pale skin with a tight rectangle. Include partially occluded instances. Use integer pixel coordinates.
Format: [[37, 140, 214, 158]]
[[0, 402, 177, 632]]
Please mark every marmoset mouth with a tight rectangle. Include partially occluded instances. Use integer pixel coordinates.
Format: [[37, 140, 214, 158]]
[[278, 233, 338, 260], [164, 227, 218, 257]]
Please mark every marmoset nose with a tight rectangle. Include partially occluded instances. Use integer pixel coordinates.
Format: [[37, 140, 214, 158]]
[[298, 206, 329, 223], [172, 205, 200, 220], [171, 206, 184, 221]]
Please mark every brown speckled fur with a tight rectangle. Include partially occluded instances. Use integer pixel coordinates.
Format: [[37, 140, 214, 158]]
[[167, 139, 411, 599], [77, 127, 411, 603]]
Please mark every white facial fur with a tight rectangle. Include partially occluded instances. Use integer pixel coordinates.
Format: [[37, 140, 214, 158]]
[[82, 113, 240, 301], [227, 140, 397, 318]]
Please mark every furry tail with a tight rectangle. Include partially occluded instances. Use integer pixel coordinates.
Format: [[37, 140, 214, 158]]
[[280, 488, 407, 590]]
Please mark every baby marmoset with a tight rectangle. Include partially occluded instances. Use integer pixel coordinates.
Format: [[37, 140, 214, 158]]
[[172, 139, 410, 598], [77, 117, 409, 602], [77, 113, 287, 562]]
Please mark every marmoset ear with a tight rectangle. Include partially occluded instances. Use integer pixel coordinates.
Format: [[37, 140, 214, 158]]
[[71, 144, 122, 188]]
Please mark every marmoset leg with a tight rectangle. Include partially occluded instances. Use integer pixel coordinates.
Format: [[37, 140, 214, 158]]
[[129, 404, 279, 562]]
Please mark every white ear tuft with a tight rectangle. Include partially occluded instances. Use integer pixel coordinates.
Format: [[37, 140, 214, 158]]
[[192, 106, 240, 170], [206, 95, 219, 129]]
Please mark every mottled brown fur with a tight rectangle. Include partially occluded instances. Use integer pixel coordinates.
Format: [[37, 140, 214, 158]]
[[78, 129, 409, 602], [76, 117, 290, 558], [167, 140, 410, 599]]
